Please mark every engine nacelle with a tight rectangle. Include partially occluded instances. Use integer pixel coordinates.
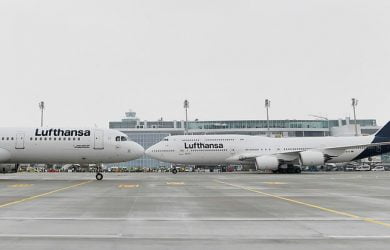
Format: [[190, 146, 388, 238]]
[[0, 164, 18, 173], [299, 151, 325, 166], [255, 155, 279, 170]]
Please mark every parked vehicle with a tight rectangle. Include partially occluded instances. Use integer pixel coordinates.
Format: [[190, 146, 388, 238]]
[[356, 165, 371, 171], [344, 166, 355, 171], [325, 163, 338, 171], [372, 166, 385, 171], [303, 166, 320, 172]]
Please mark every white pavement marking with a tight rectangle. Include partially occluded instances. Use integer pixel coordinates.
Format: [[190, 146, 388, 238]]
[[0, 217, 375, 221]]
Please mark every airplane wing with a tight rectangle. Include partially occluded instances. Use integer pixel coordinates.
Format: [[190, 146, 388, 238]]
[[234, 140, 390, 163]]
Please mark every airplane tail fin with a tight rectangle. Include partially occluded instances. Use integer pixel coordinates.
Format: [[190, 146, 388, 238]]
[[375, 121, 390, 137]]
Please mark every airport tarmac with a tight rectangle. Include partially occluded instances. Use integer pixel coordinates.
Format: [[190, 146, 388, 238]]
[[0, 172, 390, 250]]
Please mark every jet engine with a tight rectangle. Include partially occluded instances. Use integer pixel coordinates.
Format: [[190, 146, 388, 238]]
[[299, 151, 325, 166], [0, 164, 18, 173], [255, 155, 279, 170]]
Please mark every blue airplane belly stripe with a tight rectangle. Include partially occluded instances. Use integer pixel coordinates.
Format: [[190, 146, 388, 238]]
[[353, 136, 390, 161]]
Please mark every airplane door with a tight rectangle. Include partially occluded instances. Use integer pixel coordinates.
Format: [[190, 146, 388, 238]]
[[15, 133, 25, 149], [94, 130, 104, 150]]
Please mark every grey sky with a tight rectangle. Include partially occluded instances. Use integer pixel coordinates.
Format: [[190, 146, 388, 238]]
[[0, 0, 389, 128]]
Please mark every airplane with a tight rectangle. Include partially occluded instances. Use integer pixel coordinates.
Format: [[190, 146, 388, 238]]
[[0, 127, 144, 180], [145, 122, 390, 174]]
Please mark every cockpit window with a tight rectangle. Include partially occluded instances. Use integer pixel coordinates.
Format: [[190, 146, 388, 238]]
[[163, 137, 169, 141], [116, 136, 128, 141]]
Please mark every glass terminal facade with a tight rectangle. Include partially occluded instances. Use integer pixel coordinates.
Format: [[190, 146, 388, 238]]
[[109, 111, 380, 168]]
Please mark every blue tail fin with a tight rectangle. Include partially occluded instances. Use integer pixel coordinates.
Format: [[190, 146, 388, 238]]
[[375, 121, 390, 137]]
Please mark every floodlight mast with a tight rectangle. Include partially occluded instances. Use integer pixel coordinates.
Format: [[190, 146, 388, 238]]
[[39, 101, 45, 127], [352, 98, 359, 136], [184, 100, 189, 135], [265, 99, 271, 137]]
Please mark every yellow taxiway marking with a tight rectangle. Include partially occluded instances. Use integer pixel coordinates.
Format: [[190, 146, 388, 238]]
[[0, 180, 93, 209], [216, 180, 390, 228], [166, 182, 185, 185], [8, 184, 34, 188], [118, 184, 139, 189], [262, 182, 287, 185]]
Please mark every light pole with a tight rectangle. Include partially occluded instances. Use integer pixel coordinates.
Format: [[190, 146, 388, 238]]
[[352, 98, 358, 136], [265, 99, 271, 137], [39, 101, 45, 127], [309, 114, 330, 136], [184, 99, 189, 135]]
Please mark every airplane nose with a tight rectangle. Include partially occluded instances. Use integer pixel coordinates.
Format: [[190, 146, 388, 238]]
[[130, 142, 145, 159], [145, 146, 154, 158], [145, 144, 165, 161]]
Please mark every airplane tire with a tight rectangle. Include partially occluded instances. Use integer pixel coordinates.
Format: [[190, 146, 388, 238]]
[[172, 168, 178, 174], [295, 167, 302, 174], [96, 173, 103, 181]]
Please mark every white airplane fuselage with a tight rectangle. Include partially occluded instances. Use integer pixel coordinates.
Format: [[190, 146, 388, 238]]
[[0, 127, 144, 165], [146, 133, 390, 167]]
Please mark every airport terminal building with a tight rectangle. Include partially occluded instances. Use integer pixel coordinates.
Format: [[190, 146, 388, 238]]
[[109, 111, 381, 168]]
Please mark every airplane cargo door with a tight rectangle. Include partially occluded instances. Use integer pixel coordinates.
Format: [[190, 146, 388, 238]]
[[94, 130, 104, 150], [15, 133, 25, 149]]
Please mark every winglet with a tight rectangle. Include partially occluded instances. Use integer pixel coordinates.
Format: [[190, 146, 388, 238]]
[[375, 121, 390, 137]]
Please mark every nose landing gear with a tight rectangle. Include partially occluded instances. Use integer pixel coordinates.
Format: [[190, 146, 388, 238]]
[[96, 163, 104, 180], [172, 168, 178, 174], [96, 173, 103, 180]]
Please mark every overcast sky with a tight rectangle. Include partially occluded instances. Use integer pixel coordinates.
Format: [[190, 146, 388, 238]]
[[0, 0, 389, 128]]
